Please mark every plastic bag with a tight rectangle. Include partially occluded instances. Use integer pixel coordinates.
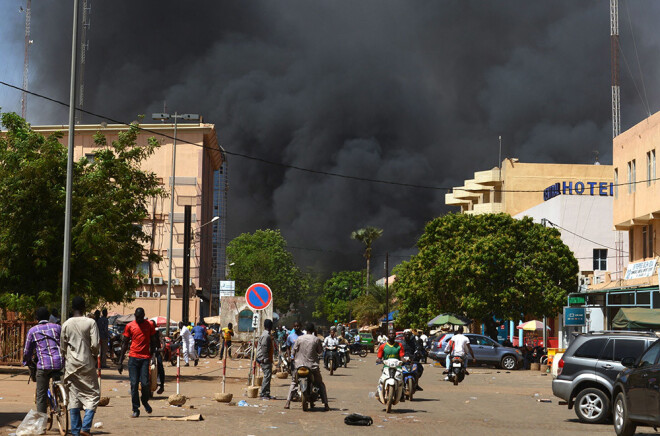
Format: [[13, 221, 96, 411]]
[[344, 413, 373, 426], [16, 409, 47, 436]]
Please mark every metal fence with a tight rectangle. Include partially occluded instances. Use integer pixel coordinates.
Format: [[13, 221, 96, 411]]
[[0, 321, 37, 365]]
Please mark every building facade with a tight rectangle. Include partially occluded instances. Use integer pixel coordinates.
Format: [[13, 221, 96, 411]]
[[31, 123, 225, 323]]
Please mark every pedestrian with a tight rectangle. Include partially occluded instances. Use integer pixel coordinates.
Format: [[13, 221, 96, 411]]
[[22, 307, 63, 414], [192, 322, 207, 360], [149, 320, 166, 394], [94, 309, 109, 368], [49, 308, 60, 324], [118, 308, 157, 417], [60, 296, 100, 436], [220, 322, 234, 359], [178, 321, 197, 366], [257, 318, 274, 399]]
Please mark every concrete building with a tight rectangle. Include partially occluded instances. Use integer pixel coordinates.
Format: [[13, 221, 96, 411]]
[[31, 123, 225, 323]]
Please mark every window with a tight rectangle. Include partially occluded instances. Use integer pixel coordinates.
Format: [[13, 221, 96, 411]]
[[638, 340, 660, 368], [648, 151, 652, 186], [643, 226, 648, 259], [649, 224, 655, 258], [613, 339, 647, 362], [238, 309, 255, 332], [593, 249, 607, 271], [629, 229, 634, 262], [136, 261, 149, 276], [599, 340, 614, 361], [614, 168, 619, 198], [632, 159, 636, 192], [653, 150, 657, 184], [627, 161, 632, 194], [573, 338, 608, 359], [85, 153, 95, 163]]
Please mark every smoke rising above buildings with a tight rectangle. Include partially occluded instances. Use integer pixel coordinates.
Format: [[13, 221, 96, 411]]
[[3, 0, 660, 275]]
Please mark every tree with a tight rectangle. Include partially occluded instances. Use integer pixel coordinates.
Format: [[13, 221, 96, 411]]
[[350, 226, 383, 293], [226, 229, 309, 313], [0, 112, 164, 315], [394, 213, 578, 337], [313, 270, 363, 323]]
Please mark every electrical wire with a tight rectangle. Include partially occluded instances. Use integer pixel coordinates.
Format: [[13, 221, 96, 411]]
[[624, 0, 651, 117], [0, 80, 657, 193], [545, 219, 627, 253]]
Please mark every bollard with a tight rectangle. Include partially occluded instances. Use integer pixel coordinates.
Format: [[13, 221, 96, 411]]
[[530, 363, 540, 371]]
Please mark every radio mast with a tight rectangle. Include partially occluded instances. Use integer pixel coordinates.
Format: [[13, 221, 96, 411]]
[[611, 0, 621, 138], [76, 0, 91, 124], [21, 0, 32, 120]]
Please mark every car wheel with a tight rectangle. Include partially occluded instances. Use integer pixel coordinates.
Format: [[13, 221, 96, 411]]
[[613, 392, 637, 436], [574, 387, 610, 424], [500, 355, 518, 370]]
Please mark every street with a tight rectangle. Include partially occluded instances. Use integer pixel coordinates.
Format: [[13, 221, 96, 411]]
[[0, 354, 655, 436]]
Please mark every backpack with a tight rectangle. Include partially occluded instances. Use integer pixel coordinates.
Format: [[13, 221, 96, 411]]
[[344, 413, 373, 426]]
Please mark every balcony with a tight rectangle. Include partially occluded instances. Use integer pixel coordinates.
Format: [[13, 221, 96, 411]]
[[445, 193, 470, 206], [471, 202, 504, 215], [474, 168, 502, 186]]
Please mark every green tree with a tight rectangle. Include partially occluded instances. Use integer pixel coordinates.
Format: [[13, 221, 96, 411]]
[[394, 213, 578, 337], [226, 229, 309, 313], [313, 270, 363, 323], [0, 112, 164, 315], [350, 226, 383, 293]]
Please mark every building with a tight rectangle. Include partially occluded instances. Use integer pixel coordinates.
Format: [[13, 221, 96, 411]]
[[31, 122, 225, 323]]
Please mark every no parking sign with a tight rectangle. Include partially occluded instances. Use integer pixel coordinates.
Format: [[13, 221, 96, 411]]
[[245, 283, 273, 311]]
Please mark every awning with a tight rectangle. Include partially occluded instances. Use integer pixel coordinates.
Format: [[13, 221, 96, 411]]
[[612, 308, 660, 329]]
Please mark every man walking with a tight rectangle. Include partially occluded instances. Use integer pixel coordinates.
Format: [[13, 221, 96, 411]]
[[284, 323, 329, 411], [22, 307, 63, 415], [220, 322, 234, 359], [192, 322, 207, 360], [61, 296, 100, 436], [94, 309, 109, 368], [257, 318, 274, 399], [118, 308, 157, 417], [177, 321, 197, 366]]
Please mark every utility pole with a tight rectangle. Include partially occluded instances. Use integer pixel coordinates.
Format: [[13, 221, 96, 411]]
[[182, 205, 191, 325], [384, 253, 389, 331], [75, 0, 91, 124]]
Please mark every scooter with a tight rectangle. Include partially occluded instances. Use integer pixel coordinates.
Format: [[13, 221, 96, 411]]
[[163, 337, 180, 366], [338, 344, 350, 367], [448, 354, 466, 386], [294, 366, 320, 411], [376, 358, 404, 413], [402, 357, 419, 400], [325, 346, 339, 375]]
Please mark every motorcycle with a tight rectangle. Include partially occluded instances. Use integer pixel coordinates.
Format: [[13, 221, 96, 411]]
[[294, 366, 320, 411], [376, 358, 404, 413], [448, 354, 466, 386], [349, 342, 368, 358], [109, 334, 122, 364], [338, 344, 350, 368], [325, 346, 339, 375], [199, 339, 219, 358], [402, 357, 419, 400], [278, 345, 293, 375], [163, 337, 181, 366]]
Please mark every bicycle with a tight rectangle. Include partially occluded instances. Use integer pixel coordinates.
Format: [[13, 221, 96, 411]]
[[230, 341, 255, 360], [46, 378, 68, 436]]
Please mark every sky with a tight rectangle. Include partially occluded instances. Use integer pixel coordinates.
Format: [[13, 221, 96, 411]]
[[1, 1, 660, 278]]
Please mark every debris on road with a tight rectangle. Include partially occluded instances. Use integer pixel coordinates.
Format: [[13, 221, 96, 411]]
[[149, 414, 203, 421]]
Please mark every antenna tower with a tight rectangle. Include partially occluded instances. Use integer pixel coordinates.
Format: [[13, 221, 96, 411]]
[[611, 0, 621, 138], [76, 0, 91, 124], [21, 0, 32, 120]]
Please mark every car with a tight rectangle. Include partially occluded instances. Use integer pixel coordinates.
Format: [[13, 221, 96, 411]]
[[612, 338, 660, 435], [552, 330, 657, 424], [359, 332, 375, 353], [431, 333, 522, 370]]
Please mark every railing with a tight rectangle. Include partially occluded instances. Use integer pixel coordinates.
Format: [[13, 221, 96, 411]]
[[0, 321, 37, 365]]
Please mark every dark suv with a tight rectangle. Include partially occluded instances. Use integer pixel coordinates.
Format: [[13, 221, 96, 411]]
[[552, 331, 657, 424], [612, 338, 660, 435]]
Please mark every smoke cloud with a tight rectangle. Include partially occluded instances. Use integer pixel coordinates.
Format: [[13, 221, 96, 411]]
[[2, 0, 660, 276]]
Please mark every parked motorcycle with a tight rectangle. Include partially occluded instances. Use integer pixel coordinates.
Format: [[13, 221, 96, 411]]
[[199, 339, 219, 358], [402, 357, 419, 400], [338, 344, 350, 368], [349, 343, 368, 358], [163, 337, 181, 366], [325, 345, 339, 375], [376, 358, 404, 413], [448, 354, 466, 386], [294, 366, 320, 411]]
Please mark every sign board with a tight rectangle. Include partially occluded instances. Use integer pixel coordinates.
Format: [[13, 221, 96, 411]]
[[624, 259, 657, 280], [220, 280, 236, 291], [564, 307, 586, 326], [569, 296, 586, 305], [219, 290, 235, 298], [245, 283, 273, 311], [252, 312, 260, 329], [543, 181, 613, 201]]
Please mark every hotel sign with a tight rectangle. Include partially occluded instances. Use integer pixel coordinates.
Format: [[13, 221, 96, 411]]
[[544, 181, 614, 201]]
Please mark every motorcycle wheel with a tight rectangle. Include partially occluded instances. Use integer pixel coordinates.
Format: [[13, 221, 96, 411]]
[[170, 356, 177, 366], [359, 348, 368, 358], [207, 344, 219, 359], [344, 358, 348, 368], [453, 372, 459, 386], [386, 387, 394, 413], [330, 362, 334, 376], [301, 392, 308, 412], [406, 378, 414, 401]]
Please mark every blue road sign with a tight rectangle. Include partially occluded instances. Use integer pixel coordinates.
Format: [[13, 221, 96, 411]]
[[245, 283, 273, 310]]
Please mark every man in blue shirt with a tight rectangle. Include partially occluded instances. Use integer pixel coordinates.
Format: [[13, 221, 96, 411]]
[[192, 322, 207, 364], [285, 322, 302, 353]]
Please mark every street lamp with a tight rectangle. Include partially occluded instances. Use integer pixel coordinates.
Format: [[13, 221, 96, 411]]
[[152, 112, 200, 337]]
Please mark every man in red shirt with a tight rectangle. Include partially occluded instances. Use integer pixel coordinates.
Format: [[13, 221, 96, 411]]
[[118, 308, 157, 418]]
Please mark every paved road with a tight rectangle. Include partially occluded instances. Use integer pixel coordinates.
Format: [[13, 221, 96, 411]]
[[0, 354, 655, 435]]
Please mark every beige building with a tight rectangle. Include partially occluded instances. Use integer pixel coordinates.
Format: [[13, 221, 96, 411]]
[[31, 123, 223, 323], [446, 160, 613, 217]]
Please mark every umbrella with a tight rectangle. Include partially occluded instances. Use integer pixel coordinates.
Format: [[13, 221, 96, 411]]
[[149, 316, 177, 327], [427, 313, 469, 327], [516, 320, 550, 331]]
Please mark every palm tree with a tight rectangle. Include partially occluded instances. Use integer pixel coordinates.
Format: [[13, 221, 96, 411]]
[[350, 226, 383, 294]]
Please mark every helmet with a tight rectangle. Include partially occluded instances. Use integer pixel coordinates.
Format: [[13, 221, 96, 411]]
[[330, 326, 337, 332]]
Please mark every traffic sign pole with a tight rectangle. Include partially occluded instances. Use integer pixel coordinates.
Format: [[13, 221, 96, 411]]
[[245, 284, 271, 387]]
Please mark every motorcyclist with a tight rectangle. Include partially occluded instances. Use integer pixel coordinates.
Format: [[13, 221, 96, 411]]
[[402, 329, 424, 390], [443, 326, 475, 380], [322, 327, 340, 369], [284, 322, 329, 411], [376, 331, 404, 362]]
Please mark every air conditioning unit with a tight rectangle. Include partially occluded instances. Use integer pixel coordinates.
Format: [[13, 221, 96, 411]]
[[171, 279, 181, 286], [141, 291, 151, 298], [152, 291, 161, 298], [134, 291, 141, 298], [141, 277, 151, 285], [153, 277, 164, 285]]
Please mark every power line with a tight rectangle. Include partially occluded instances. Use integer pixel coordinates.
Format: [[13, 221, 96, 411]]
[[545, 219, 627, 253]]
